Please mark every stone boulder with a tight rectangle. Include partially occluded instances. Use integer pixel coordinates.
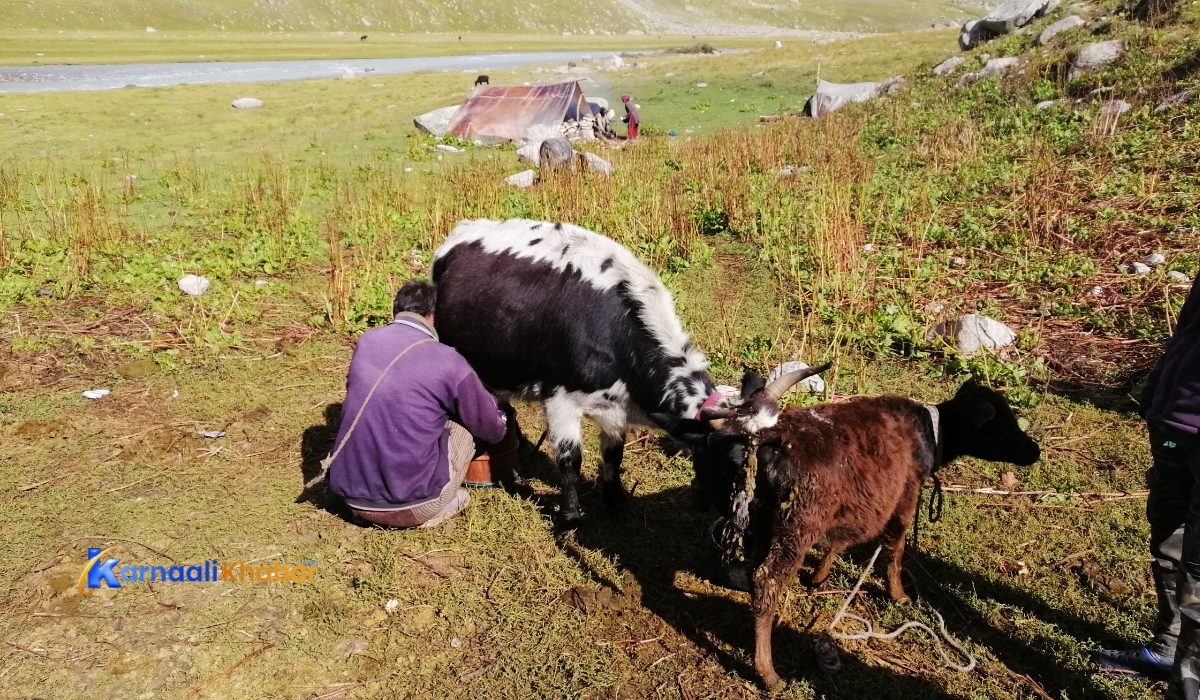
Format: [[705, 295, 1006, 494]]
[[767, 361, 825, 394], [956, 57, 1026, 88], [933, 56, 966, 76], [1039, 15, 1085, 44], [539, 137, 576, 171], [413, 105, 459, 138], [805, 77, 904, 118], [516, 142, 541, 166], [978, 0, 1056, 34], [1069, 40, 1123, 81], [1156, 90, 1195, 113], [231, 97, 263, 109], [926, 314, 1018, 356], [960, 20, 989, 50], [505, 170, 537, 188], [577, 151, 614, 176], [605, 53, 625, 69]]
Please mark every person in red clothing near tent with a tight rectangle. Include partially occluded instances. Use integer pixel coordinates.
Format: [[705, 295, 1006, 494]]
[[621, 94, 640, 140]]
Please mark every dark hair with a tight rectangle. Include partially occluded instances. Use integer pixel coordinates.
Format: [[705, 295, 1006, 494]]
[[393, 280, 437, 317]]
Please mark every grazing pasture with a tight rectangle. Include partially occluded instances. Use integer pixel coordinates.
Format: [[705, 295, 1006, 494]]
[[1, 3, 1197, 697]]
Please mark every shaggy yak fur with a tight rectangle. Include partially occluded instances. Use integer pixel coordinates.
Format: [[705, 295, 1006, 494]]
[[656, 374, 1040, 691], [432, 219, 721, 526]]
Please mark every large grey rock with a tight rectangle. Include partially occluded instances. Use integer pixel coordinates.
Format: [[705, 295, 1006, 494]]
[[1039, 15, 1085, 44], [960, 20, 989, 50], [231, 97, 263, 109], [413, 105, 459, 137], [767, 361, 825, 394], [956, 57, 1026, 88], [1069, 40, 1124, 81], [577, 151, 614, 176], [539, 137, 576, 171], [806, 77, 903, 118], [505, 170, 537, 188], [604, 53, 625, 69], [979, 0, 1055, 34], [926, 314, 1018, 356], [933, 56, 966, 76]]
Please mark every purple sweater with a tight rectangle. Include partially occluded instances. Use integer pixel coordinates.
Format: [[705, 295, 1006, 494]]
[[328, 314, 507, 509], [1142, 280, 1200, 436]]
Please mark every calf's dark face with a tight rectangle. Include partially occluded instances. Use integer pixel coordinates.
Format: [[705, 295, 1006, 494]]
[[944, 380, 1041, 467], [649, 416, 745, 513]]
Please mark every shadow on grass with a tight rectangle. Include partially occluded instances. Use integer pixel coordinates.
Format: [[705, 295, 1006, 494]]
[[295, 402, 353, 520], [566, 477, 1143, 700]]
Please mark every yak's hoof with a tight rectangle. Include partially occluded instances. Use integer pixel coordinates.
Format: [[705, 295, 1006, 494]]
[[602, 481, 628, 512], [559, 509, 584, 530]]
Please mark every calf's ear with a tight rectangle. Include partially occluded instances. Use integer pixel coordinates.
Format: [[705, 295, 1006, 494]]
[[650, 414, 710, 445], [967, 402, 996, 428]]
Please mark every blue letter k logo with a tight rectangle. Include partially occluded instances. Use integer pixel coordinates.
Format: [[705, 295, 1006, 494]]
[[82, 547, 122, 593]]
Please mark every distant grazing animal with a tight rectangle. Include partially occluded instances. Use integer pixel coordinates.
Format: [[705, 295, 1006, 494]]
[[655, 376, 1040, 691], [432, 218, 725, 526], [474, 75, 489, 86], [360, 35, 368, 41]]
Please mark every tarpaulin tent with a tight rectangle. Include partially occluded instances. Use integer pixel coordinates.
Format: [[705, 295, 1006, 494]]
[[447, 81, 592, 142]]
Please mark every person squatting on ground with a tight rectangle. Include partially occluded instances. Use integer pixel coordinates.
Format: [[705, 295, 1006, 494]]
[[621, 94, 640, 139], [1094, 279, 1200, 697], [327, 280, 517, 529]]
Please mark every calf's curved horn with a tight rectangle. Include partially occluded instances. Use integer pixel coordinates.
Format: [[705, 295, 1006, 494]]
[[763, 361, 832, 401], [700, 406, 735, 430]]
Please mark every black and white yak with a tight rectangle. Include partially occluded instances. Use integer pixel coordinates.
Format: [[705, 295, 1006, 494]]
[[431, 218, 727, 525]]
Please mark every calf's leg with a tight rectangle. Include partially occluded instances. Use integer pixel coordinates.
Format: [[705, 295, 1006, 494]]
[[809, 540, 849, 587], [878, 484, 921, 602], [598, 430, 628, 512], [753, 529, 820, 692]]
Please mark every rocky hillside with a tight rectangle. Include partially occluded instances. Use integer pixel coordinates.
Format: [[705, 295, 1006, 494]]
[[1, 0, 985, 35]]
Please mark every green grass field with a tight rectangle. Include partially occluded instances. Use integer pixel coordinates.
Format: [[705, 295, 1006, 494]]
[[2, 0, 1199, 698]]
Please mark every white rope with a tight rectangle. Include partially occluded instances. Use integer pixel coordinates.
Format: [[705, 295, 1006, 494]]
[[824, 544, 977, 674]]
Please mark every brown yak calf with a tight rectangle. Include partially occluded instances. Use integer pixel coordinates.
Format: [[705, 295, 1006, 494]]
[[656, 372, 1040, 691]]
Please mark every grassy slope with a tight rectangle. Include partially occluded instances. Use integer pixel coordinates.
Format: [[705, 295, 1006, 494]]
[[2, 2, 1199, 699], [0, 0, 982, 33]]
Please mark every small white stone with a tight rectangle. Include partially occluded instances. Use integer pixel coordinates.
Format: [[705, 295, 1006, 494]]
[[450, 637, 462, 648], [435, 144, 459, 152], [774, 40, 783, 48], [145, 26, 156, 32], [254, 279, 269, 286], [1088, 285, 1104, 296], [862, 243, 875, 252], [83, 389, 111, 400], [178, 274, 211, 296], [1168, 270, 1190, 283], [1132, 262, 1152, 275], [197, 430, 226, 438], [1036, 100, 1058, 110], [385, 599, 400, 613], [696, 83, 707, 88], [1141, 252, 1167, 267], [767, 361, 825, 394], [950, 256, 966, 267], [505, 169, 537, 188]]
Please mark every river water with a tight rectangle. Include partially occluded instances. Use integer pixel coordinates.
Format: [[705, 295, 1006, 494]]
[[0, 50, 609, 94]]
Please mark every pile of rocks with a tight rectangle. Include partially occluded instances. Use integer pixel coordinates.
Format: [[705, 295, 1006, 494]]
[[561, 115, 599, 142]]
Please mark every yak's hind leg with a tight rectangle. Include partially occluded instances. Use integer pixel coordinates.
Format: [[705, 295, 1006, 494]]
[[598, 429, 629, 512], [544, 393, 585, 527]]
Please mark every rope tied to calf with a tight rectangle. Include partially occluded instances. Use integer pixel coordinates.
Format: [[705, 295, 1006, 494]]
[[817, 544, 977, 675]]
